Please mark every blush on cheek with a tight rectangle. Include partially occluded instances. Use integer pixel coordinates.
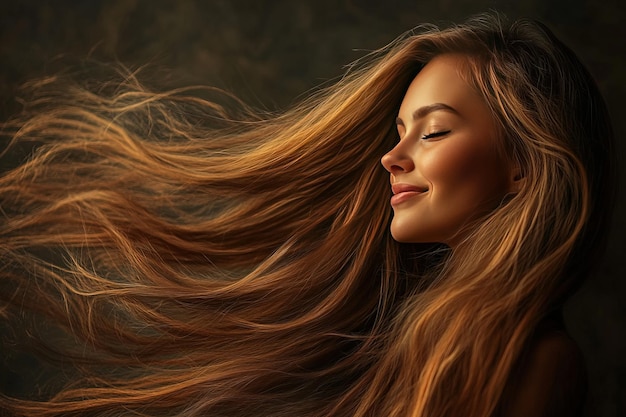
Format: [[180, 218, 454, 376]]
[[422, 143, 482, 187]]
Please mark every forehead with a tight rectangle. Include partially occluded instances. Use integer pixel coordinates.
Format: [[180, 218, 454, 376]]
[[398, 54, 486, 120]]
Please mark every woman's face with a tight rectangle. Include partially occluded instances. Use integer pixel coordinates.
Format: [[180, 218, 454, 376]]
[[381, 54, 515, 246]]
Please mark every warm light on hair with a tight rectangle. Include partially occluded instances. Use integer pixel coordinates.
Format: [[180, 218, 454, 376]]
[[0, 13, 614, 417]]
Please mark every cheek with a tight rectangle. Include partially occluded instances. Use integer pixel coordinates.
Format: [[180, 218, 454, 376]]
[[422, 141, 509, 203], [421, 141, 484, 183]]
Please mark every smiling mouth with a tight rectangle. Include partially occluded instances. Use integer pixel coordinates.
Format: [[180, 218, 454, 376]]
[[390, 184, 428, 206]]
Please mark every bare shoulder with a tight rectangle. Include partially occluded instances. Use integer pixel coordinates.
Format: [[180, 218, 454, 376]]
[[529, 330, 586, 374], [499, 329, 588, 417]]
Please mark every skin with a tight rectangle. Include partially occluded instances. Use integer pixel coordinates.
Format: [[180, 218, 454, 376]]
[[499, 321, 587, 416], [383, 54, 587, 415], [381, 54, 516, 247]]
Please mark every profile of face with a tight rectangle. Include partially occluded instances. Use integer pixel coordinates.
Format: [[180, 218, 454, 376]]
[[381, 54, 517, 246]]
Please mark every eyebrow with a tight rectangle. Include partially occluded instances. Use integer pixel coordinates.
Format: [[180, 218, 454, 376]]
[[395, 103, 460, 126]]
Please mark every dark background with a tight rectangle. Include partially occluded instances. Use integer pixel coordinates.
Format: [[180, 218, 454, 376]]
[[1, 1, 624, 415]]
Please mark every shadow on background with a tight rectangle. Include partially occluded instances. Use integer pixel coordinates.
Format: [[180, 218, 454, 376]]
[[1, 1, 624, 415]]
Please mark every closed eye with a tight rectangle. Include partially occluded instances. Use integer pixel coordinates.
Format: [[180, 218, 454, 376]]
[[421, 130, 451, 140]]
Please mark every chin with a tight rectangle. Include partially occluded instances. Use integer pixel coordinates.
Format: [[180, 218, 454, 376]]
[[390, 226, 427, 244], [389, 223, 449, 246], [389, 225, 411, 243]]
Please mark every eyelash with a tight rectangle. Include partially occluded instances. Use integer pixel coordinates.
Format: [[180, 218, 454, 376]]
[[421, 130, 451, 140]]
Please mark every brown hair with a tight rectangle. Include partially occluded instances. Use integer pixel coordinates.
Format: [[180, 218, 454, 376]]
[[0, 13, 614, 417]]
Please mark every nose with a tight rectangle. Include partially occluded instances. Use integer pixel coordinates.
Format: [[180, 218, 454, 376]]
[[381, 142, 414, 175]]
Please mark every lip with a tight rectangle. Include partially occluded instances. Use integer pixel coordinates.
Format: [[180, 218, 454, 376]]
[[390, 183, 428, 206]]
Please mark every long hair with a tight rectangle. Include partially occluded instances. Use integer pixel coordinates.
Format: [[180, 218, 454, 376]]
[[0, 13, 614, 417]]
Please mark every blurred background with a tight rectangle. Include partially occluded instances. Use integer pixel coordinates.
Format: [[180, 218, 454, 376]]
[[1, 0, 624, 415]]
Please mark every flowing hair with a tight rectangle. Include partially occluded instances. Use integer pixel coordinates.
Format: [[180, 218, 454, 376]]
[[0, 13, 615, 417]]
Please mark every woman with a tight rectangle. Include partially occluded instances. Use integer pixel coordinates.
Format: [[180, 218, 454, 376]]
[[0, 12, 615, 417]]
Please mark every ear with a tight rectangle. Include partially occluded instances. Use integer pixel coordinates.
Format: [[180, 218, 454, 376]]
[[508, 165, 525, 194]]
